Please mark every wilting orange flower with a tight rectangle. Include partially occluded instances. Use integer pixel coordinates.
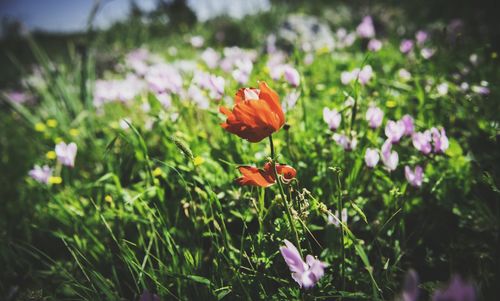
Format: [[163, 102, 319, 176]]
[[220, 81, 285, 142], [236, 162, 296, 187]]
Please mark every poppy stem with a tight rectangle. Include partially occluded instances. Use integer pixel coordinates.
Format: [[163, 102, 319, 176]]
[[269, 135, 302, 257]]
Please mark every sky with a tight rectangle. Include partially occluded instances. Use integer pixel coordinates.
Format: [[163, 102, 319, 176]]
[[0, 0, 270, 33]]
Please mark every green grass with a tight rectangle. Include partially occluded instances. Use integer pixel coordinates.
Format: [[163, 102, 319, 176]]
[[1, 2, 499, 300]]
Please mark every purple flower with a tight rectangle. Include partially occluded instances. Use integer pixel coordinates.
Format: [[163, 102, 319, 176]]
[[284, 66, 300, 87], [400, 39, 414, 54], [323, 108, 341, 131], [364, 148, 380, 168], [279, 239, 328, 289], [327, 208, 348, 227], [401, 114, 415, 136], [208, 75, 225, 100], [415, 30, 429, 45], [139, 290, 160, 301], [55, 142, 77, 168], [401, 270, 420, 301], [381, 139, 398, 171], [341, 70, 355, 85], [368, 39, 382, 51], [333, 133, 357, 151], [365, 106, 384, 128], [5, 91, 31, 104], [412, 131, 432, 154], [432, 276, 476, 301], [405, 165, 424, 187], [471, 85, 490, 95], [232, 58, 253, 84], [201, 48, 220, 69], [356, 16, 375, 38], [282, 90, 301, 112], [385, 120, 405, 143], [155, 92, 172, 109], [431, 127, 449, 153], [145, 64, 183, 95], [29, 165, 53, 184]]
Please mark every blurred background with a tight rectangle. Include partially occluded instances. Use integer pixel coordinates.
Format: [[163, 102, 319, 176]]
[[1, 0, 500, 88]]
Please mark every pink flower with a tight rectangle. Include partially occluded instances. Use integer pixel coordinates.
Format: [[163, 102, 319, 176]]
[[280, 240, 328, 289], [415, 30, 429, 45], [55, 142, 77, 167], [368, 39, 382, 51], [29, 165, 53, 184], [400, 39, 414, 54], [364, 148, 380, 168], [405, 165, 423, 187], [284, 66, 300, 87], [381, 139, 398, 171], [385, 120, 406, 143], [323, 108, 341, 130], [401, 114, 415, 136], [431, 127, 449, 153], [358, 65, 373, 85], [333, 133, 357, 151], [356, 16, 375, 38], [365, 106, 384, 128], [412, 131, 432, 154]]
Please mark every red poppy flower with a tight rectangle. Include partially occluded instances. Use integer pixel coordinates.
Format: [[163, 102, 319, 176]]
[[236, 162, 296, 187], [220, 81, 285, 143]]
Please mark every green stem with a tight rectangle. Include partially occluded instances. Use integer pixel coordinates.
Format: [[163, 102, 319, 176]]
[[336, 170, 346, 293], [269, 135, 302, 256]]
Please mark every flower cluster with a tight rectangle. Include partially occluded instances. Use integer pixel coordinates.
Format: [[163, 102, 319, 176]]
[[219, 81, 326, 288], [29, 141, 77, 185]]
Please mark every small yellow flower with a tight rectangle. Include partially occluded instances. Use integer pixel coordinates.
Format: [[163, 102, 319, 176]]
[[35, 122, 46, 132], [385, 100, 397, 108], [46, 119, 58, 128], [327, 87, 338, 95], [54, 137, 63, 144], [69, 129, 79, 137], [104, 195, 113, 203], [491, 52, 498, 59], [193, 156, 205, 166], [317, 46, 329, 55], [152, 167, 163, 177], [48, 176, 62, 184], [46, 151, 56, 160]]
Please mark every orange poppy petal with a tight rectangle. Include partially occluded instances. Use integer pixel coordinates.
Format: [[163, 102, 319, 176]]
[[236, 166, 275, 187], [259, 81, 285, 127]]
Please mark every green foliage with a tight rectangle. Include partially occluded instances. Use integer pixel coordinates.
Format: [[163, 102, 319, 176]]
[[1, 2, 499, 301]]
